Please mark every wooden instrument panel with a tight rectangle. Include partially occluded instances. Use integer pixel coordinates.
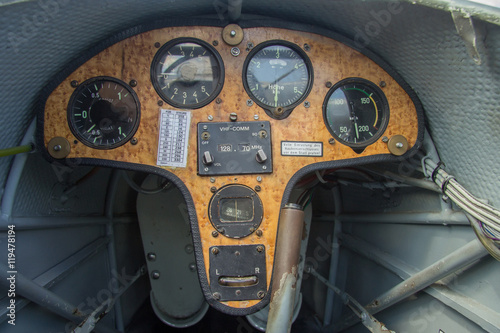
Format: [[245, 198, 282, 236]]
[[43, 26, 419, 310]]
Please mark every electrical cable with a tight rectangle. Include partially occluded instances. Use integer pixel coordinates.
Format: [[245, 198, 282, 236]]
[[0, 144, 33, 157], [422, 156, 500, 260]]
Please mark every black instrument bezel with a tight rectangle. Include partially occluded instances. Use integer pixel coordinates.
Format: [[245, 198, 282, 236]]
[[322, 77, 390, 149], [67, 76, 141, 150], [242, 40, 314, 120], [150, 37, 225, 109]]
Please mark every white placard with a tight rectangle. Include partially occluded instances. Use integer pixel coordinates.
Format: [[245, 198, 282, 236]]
[[157, 109, 191, 167], [281, 141, 323, 157]]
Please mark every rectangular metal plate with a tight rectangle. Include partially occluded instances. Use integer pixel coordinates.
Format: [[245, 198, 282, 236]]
[[209, 245, 267, 301], [198, 121, 272, 175]]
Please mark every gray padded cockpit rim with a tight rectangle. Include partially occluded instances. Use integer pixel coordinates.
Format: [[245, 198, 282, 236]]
[[35, 17, 424, 315]]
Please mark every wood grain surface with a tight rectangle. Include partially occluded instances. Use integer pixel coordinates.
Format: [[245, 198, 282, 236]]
[[44, 26, 419, 310]]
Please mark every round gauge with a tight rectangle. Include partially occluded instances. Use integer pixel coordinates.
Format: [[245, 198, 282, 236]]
[[323, 78, 389, 148], [243, 40, 313, 118], [67, 77, 140, 149], [151, 38, 224, 109]]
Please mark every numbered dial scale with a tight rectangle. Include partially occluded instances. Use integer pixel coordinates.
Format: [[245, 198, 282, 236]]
[[67, 77, 141, 149], [323, 78, 390, 148], [243, 40, 313, 118], [151, 38, 225, 109]]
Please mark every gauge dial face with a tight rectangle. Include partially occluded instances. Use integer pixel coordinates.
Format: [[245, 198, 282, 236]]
[[151, 38, 224, 109], [243, 41, 313, 117], [67, 77, 140, 149], [323, 78, 389, 148]]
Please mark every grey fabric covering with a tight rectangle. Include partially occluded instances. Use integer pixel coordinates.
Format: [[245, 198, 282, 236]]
[[1, 0, 499, 207]]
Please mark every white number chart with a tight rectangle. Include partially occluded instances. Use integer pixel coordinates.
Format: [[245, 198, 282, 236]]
[[157, 109, 191, 168]]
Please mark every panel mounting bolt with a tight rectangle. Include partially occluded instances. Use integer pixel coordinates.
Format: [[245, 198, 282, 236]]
[[326, 81, 332, 88], [216, 98, 222, 104], [230, 113, 238, 121], [257, 291, 266, 299], [382, 136, 389, 143], [304, 101, 310, 108], [254, 114, 259, 120], [211, 186, 217, 193], [208, 115, 214, 121], [256, 229, 263, 237], [147, 252, 156, 261], [213, 292, 221, 300], [256, 245, 264, 253], [255, 185, 261, 192], [130, 138, 138, 145], [210, 177, 216, 183], [154, 42, 161, 48], [212, 230, 219, 238], [256, 176, 262, 182], [212, 40, 219, 46], [53, 145, 62, 152], [328, 138, 335, 145], [129, 79, 137, 87], [231, 47, 240, 57], [70, 80, 79, 88], [189, 263, 196, 272], [151, 271, 160, 279], [304, 43, 311, 51], [157, 100, 163, 106], [380, 81, 386, 88], [185, 245, 193, 254], [247, 99, 254, 107], [211, 247, 220, 255]]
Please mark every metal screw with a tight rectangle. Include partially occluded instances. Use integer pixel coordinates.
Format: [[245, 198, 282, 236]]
[[213, 292, 221, 300], [73, 140, 78, 145], [328, 138, 335, 145], [247, 42, 254, 50], [212, 40, 219, 46], [254, 114, 259, 120], [151, 271, 160, 279], [235, 290, 241, 296], [257, 291, 266, 299], [380, 81, 386, 88], [208, 115, 214, 121], [189, 263, 196, 272], [130, 138, 138, 145], [304, 101, 310, 108], [210, 177, 215, 183], [204, 167, 209, 172], [53, 145, 62, 152], [262, 166, 267, 170], [218, 228, 226, 234], [395, 142, 404, 148], [216, 98, 222, 104], [382, 136, 389, 143], [70, 80, 79, 88], [326, 81, 332, 88], [154, 42, 161, 48], [257, 176, 262, 182], [229, 113, 237, 121], [256, 245, 264, 253], [256, 229, 263, 237], [249, 227, 255, 233], [203, 125, 209, 130], [230, 30, 236, 37], [129, 79, 137, 87], [211, 186, 217, 193], [157, 100, 163, 106], [211, 247, 219, 255], [231, 47, 240, 57], [247, 99, 254, 107], [255, 185, 261, 192], [235, 251, 240, 256], [147, 252, 156, 261], [304, 43, 311, 51], [185, 245, 193, 254], [212, 230, 219, 238]]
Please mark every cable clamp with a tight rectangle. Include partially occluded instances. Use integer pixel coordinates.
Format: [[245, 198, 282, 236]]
[[431, 161, 446, 183]]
